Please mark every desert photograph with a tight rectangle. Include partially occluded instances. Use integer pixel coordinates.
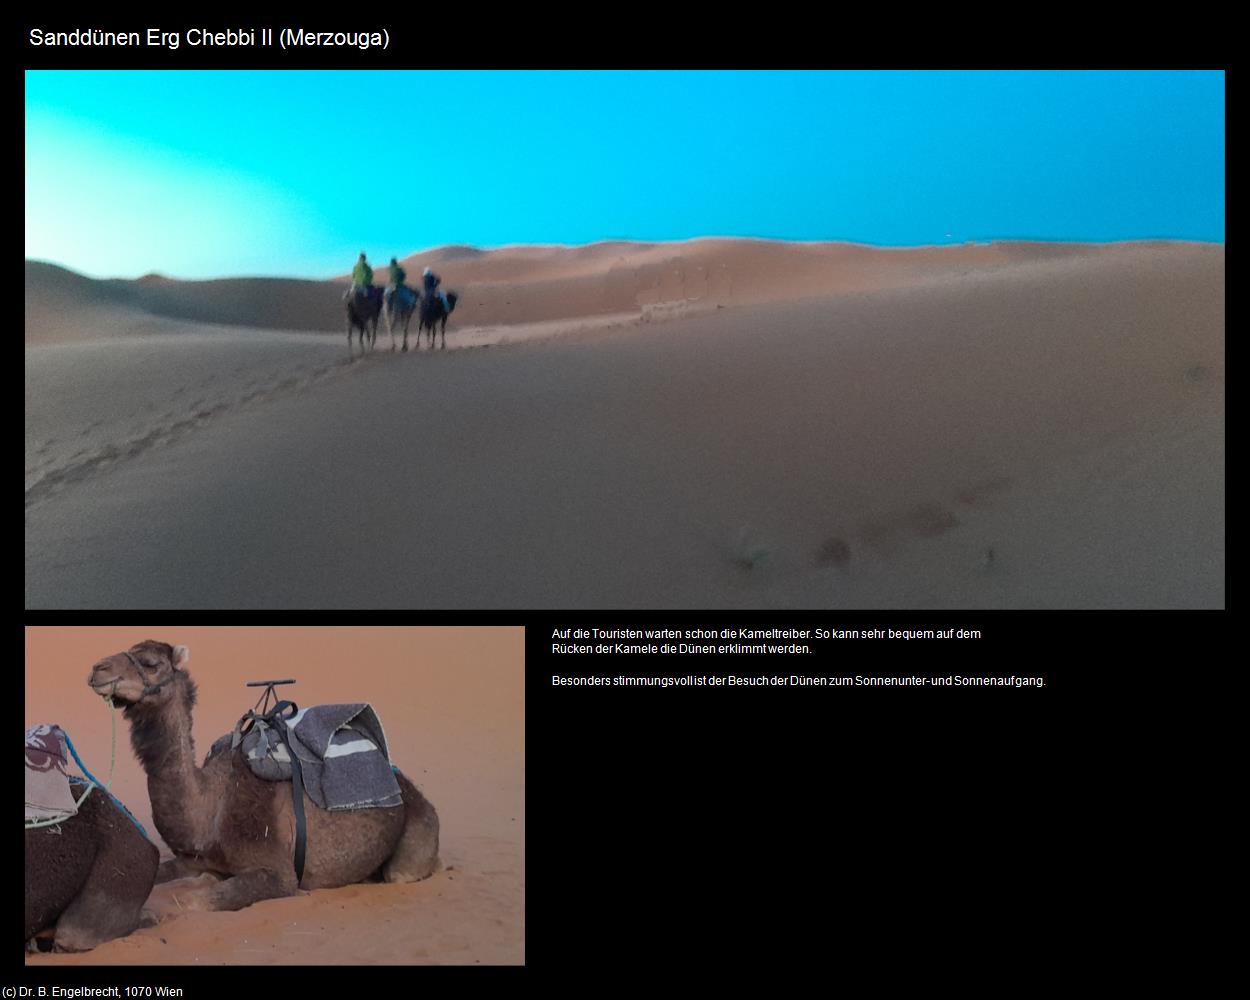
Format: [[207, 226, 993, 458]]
[[24, 625, 524, 963], [24, 70, 1224, 608]]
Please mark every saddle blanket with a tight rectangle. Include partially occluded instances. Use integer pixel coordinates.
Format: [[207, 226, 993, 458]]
[[211, 703, 402, 811], [25, 724, 78, 822], [386, 286, 417, 309]]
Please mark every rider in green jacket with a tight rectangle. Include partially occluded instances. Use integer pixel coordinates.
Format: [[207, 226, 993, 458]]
[[388, 258, 409, 307], [389, 258, 406, 289], [351, 252, 373, 294]]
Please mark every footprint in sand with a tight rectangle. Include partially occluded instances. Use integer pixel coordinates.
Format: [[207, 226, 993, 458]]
[[955, 476, 1013, 509], [859, 502, 962, 551], [815, 536, 852, 568], [910, 503, 962, 537]]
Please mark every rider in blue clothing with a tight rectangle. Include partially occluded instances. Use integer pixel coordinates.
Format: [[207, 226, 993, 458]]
[[423, 267, 448, 311]]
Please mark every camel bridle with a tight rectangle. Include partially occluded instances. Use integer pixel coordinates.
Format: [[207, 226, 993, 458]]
[[121, 649, 171, 698]]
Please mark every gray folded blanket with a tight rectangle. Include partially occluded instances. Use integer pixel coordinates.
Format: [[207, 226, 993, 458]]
[[212, 703, 402, 811]]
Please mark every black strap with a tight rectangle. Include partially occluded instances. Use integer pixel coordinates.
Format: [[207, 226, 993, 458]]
[[268, 703, 306, 888], [287, 742, 308, 887]]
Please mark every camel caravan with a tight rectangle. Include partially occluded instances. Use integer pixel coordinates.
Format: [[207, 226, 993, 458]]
[[26, 640, 439, 953], [344, 253, 459, 356]]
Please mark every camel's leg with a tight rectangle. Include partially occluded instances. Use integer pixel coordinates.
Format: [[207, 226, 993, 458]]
[[53, 900, 138, 952], [142, 872, 224, 918], [202, 867, 298, 912], [382, 771, 440, 883], [347, 323, 354, 358], [155, 856, 211, 884], [440, 317, 447, 349], [385, 305, 396, 351], [52, 841, 158, 952]]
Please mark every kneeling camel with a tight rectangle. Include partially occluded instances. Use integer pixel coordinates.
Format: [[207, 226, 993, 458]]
[[88, 641, 439, 912]]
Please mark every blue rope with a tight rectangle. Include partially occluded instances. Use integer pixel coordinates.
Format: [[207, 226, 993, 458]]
[[63, 731, 151, 842]]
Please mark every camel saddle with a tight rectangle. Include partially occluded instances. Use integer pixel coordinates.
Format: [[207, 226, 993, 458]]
[[210, 703, 402, 812], [387, 285, 417, 310], [25, 724, 78, 822], [209, 701, 403, 888]]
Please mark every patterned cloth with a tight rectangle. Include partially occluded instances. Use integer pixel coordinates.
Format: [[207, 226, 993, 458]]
[[25, 724, 78, 822]]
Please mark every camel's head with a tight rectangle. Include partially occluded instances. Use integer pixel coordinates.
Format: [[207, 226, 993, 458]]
[[88, 640, 190, 710]]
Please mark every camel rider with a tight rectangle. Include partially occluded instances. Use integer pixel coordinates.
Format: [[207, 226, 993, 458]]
[[351, 252, 373, 299], [387, 257, 410, 308], [423, 266, 449, 311]]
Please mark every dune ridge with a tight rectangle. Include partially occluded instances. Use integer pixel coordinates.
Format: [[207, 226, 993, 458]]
[[28, 238, 1213, 344]]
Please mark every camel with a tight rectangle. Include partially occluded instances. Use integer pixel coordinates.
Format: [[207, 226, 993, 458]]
[[418, 290, 458, 349], [344, 286, 383, 356], [25, 780, 159, 951], [383, 285, 420, 352], [88, 640, 439, 913]]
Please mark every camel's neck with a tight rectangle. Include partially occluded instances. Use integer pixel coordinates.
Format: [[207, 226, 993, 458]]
[[127, 677, 211, 855]]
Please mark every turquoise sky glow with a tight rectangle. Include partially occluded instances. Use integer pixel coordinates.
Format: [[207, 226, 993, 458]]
[[25, 70, 1225, 279]]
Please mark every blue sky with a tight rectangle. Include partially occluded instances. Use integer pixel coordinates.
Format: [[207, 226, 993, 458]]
[[25, 70, 1224, 279]]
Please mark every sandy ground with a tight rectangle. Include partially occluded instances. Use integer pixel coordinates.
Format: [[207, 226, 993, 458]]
[[24, 626, 524, 965], [24, 239, 1224, 608]]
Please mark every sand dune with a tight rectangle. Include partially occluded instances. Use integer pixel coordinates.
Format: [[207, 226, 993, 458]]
[[26, 260, 346, 341], [27, 238, 1122, 344], [24, 238, 1224, 608], [24, 627, 524, 965]]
